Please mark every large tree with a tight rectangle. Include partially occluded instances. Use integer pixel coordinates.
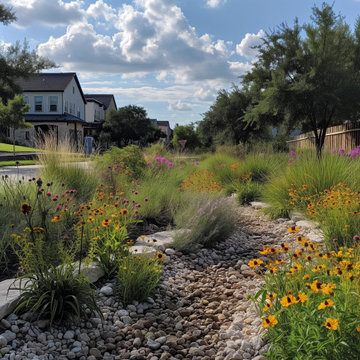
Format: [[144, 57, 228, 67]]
[[101, 105, 164, 147], [172, 123, 200, 150], [243, 3, 360, 158], [198, 86, 264, 147], [0, 4, 55, 104]]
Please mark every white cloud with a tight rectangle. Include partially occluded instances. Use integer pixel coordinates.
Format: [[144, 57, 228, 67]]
[[168, 101, 192, 111], [206, 0, 227, 8], [194, 87, 217, 101], [37, 0, 241, 82], [236, 29, 265, 59], [3, 0, 85, 27]]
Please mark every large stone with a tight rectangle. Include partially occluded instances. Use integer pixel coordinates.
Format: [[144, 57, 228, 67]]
[[0, 279, 21, 320], [307, 230, 324, 243], [72, 261, 105, 283], [295, 220, 319, 230], [129, 245, 157, 256], [250, 202, 270, 210], [289, 211, 306, 222], [135, 230, 189, 250]]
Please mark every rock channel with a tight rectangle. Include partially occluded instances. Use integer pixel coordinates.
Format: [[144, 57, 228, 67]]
[[0, 204, 321, 360]]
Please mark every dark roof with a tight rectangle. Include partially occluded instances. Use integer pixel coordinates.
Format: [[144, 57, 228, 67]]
[[157, 120, 170, 128], [84, 94, 117, 110], [18, 73, 86, 104], [25, 113, 85, 124]]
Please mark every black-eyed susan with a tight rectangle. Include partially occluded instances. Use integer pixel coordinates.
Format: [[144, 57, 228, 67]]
[[318, 299, 334, 310], [280, 294, 296, 307], [156, 252, 165, 261], [320, 283, 336, 295], [102, 219, 111, 227], [262, 315, 278, 328], [288, 226, 300, 233], [325, 318, 338, 330], [266, 293, 277, 301], [33, 227, 45, 233], [51, 215, 62, 223], [263, 301, 272, 311], [303, 274, 310, 280], [281, 243, 289, 252], [297, 291, 308, 303], [120, 208, 129, 215], [20, 202, 32, 215], [87, 218, 95, 223], [248, 259, 263, 268], [259, 247, 271, 255]]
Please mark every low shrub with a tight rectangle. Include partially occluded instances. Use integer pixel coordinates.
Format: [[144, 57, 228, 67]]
[[13, 264, 102, 326], [235, 179, 263, 205], [116, 253, 163, 304], [173, 193, 236, 251], [250, 231, 360, 360]]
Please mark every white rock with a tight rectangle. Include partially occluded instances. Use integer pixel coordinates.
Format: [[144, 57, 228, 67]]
[[72, 262, 105, 283], [63, 330, 75, 340], [0, 335, 7, 347], [165, 248, 176, 256], [250, 202, 270, 210], [100, 286, 113, 296], [147, 339, 161, 350]]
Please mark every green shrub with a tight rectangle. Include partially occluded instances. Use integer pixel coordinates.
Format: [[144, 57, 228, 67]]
[[173, 193, 236, 251], [235, 179, 263, 205], [116, 253, 163, 304], [14, 264, 102, 326]]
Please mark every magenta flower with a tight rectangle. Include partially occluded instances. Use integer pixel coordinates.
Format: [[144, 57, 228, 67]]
[[333, 238, 338, 243], [195, 161, 199, 165], [56, 205, 62, 210], [135, 204, 141, 208], [167, 162, 173, 167], [160, 157, 166, 163], [155, 157, 161, 162], [144, 197, 148, 202], [46, 192, 52, 196], [353, 235, 360, 241], [338, 148, 345, 154], [178, 166, 183, 170], [288, 158, 293, 163], [147, 161, 152, 166], [290, 150, 296, 157]]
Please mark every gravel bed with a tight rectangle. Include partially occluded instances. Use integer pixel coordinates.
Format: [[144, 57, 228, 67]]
[[0, 206, 300, 360]]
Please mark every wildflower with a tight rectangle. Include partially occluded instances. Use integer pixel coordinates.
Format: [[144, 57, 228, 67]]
[[353, 235, 360, 241], [297, 291, 308, 303], [33, 227, 45, 233], [320, 283, 336, 295], [266, 293, 277, 301], [356, 326, 360, 333], [303, 274, 310, 280], [134, 191, 138, 195], [20, 203, 32, 215], [51, 215, 62, 223], [144, 197, 148, 202], [127, 240, 134, 246], [87, 218, 95, 223], [140, 235, 146, 239], [120, 208, 129, 215], [325, 318, 339, 330], [280, 294, 296, 307], [288, 226, 299, 233], [263, 301, 272, 311], [262, 315, 278, 328], [147, 161, 152, 166], [102, 219, 111, 227], [281, 243, 289, 252], [156, 252, 165, 261], [259, 247, 271, 255], [248, 259, 263, 268], [269, 266, 277, 274], [318, 299, 334, 310]]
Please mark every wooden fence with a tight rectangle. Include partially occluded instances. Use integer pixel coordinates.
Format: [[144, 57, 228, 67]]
[[287, 123, 360, 153]]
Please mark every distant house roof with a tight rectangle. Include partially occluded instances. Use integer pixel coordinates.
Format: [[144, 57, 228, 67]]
[[84, 94, 117, 110], [18, 72, 86, 104], [157, 120, 170, 128]]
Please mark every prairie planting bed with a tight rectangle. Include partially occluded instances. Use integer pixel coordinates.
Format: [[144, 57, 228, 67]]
[[0, 144, 359, 360]]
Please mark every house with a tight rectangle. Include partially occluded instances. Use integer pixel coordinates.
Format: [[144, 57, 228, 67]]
[[14, 73, 87, 147], [156, 120, 172, 142], [84, 94, 117, 137]]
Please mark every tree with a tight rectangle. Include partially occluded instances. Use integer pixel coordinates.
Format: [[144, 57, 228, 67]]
[[198, 86, 265, 147], [101, 105, 164, 147], [172, 123, 201, 150], [0, 96, 30, 156], [0, 6, 55, 104], [243, 3, 360, 158]]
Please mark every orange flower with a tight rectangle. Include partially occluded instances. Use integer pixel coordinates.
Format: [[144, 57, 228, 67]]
[[266, 293, 277, 301], [127, 239, 134, 246], [318, 299, 334, 310], [280, 294, 296, 307], [102, 219, 111, 227], [263, 301, 272, 311], [248, 259, 263, 268], [120, 208, 129, 215], [51, 215, 62, 223], [288, 226, 299, 233], [262, 315, 278, 328], [325, 318, 338, 330]]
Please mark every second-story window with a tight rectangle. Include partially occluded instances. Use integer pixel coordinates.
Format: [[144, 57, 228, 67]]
[[35, 96, 43, 112], [49, 96, 58, 112]]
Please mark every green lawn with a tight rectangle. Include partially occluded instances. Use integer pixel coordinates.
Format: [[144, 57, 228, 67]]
[[0, 160, 36, 167], [0, 143, 38, 152]]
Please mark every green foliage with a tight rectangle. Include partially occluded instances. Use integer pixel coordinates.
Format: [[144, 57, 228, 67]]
[[235, 180, 263, 205], [172, 123, 201, 150], [0, 143, 37, 152], [14, 264, 102, 326], [243, 4, 360, 158], [0, 4, 16, 25], [173, 193, 236, 252], [101, 105, 164, 148], [116, 254, 163, 305]]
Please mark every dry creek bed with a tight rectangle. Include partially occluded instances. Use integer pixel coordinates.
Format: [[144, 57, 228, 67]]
[[0, 205, 312, 360]]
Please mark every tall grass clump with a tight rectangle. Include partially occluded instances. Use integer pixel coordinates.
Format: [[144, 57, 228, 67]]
[[263, 152, 353, 218], [37, 132, 98, 202], [173, 192, 237, 252]]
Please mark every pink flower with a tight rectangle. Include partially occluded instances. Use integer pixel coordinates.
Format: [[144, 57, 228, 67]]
[[144, 198, 148, 202], [56, 205, 62, 210], [288, 158, 293, 163], [147, 161, 152, 166], [195, 161, 199, 165], [338, 148, 345, 154], [135, 204, 141, 208], [155, 157, 161, 162], [353, 235, 360, 241], [134, 191, 138, 195], [178, 166, 183, 170], [46, 192, 52, 196]]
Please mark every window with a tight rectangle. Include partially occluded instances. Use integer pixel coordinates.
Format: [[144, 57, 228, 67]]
[[77, 106, 80, 118], [72, 86, 75, 94], [65, 100, 68, 113], [23, 96, 29, 104], [35, 96, 43, 112], [49, 96, 58, 112]]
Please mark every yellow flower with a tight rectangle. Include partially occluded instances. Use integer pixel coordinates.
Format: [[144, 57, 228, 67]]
[[325, 318, 338, 330], [320, 283, 336, 295], [102, 219, 111, 227], [248, 259, 263, 268], [262, 315, 278, 328], [303, 274, 310, 280], [140, 235, 146, 239], [51, 215, 62, 223], [318, 299, 334, 310], [156, 252, 165, 261], [356, 326, 360, 333], [127, 239, 134, 246], [280, 294, 296, 307], [33, 227, 45, 233], [296, 291, 308, 303], [87, 218, 95, 223], [263, 301, 272, 311], [288, 226, 299, 233], [266, 293, 277, 301], [120, 208, 129, 215]]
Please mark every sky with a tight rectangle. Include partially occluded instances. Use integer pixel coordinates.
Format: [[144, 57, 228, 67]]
[[1, 0, 360, 128]]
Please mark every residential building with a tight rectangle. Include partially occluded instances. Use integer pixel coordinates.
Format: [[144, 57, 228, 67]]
[[156, 120, 172, 142], [14, 73, 86, 147]]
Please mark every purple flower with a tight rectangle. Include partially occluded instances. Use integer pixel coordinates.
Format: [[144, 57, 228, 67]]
[[191, 162, 194, 166], [155, 157, 161, 162], [332, 148, 337, 153], [135, 204, 141, 208], [144, 197, 148, 202], [134, 191, 138, 195], [333, 238, 338, 243], [288, 158, 293, 163], [147, 161, 152, 166], [178, 166, 183, 170], [167, 162, 173, 167], [160, 157, 166, 163], [338, 148, 345, 154], [353, 235, 360, 241], [290, 150, 296, 157], [195, 161, 199, 165]]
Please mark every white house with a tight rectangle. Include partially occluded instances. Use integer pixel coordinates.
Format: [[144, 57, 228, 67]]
[[15, 73, 87, 147]]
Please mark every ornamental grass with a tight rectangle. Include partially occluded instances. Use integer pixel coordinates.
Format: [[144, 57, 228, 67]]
[[250, 229, 360, 360]]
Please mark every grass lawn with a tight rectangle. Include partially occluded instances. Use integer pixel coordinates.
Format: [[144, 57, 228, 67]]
[[0, 143, 38, 152], [0, 160, 36, 167]]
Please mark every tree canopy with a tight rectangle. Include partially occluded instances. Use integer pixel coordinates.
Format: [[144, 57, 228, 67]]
[[101, 105, 164, 147], [0, 5, 55, 104], [172, 123, 200, 150], [243, 3, 360, 157]]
